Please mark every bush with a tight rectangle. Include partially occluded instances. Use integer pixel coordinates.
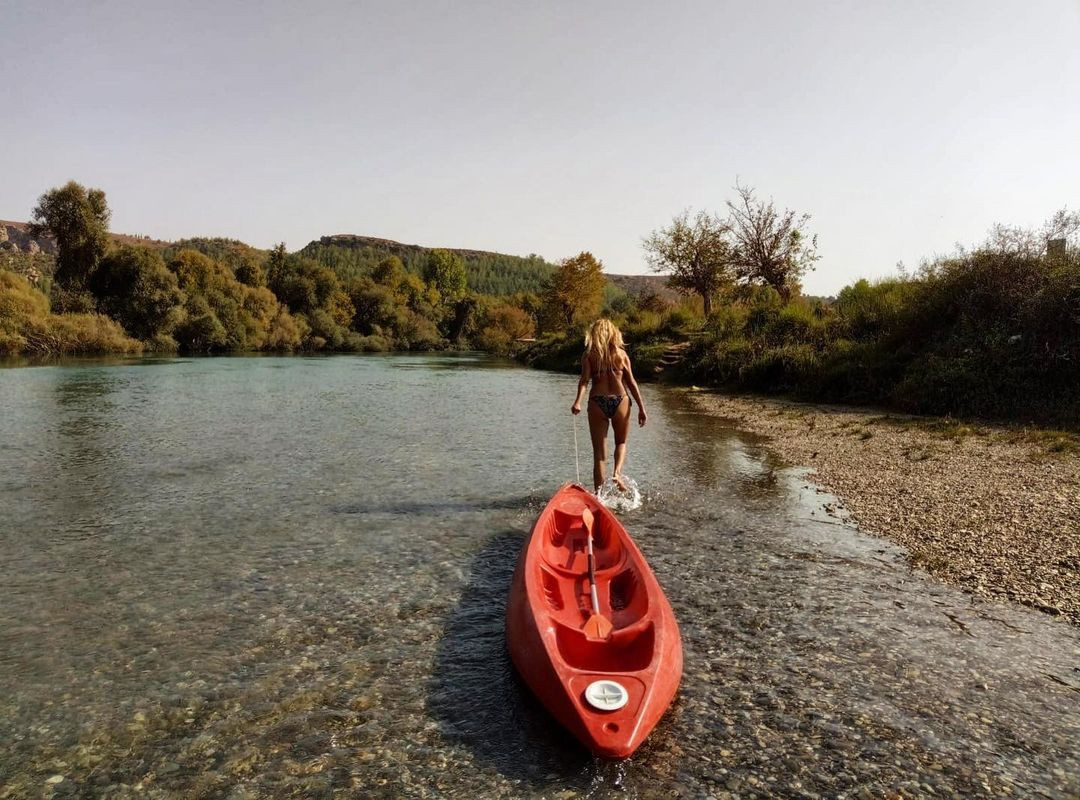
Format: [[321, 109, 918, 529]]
[[474, 303, 535, 355], [835, 278, 916, 341], [661, 306, 701, 336], [40, 313, 143, 355], [762, 302, 827, 347], [739, 344, 820, 392], [0, 270, 141, 355], [91, 246, 183, 340], [355, 334, 392, 352]]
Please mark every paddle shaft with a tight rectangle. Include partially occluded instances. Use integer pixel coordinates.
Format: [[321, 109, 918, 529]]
[[587, 529, 600, 614]]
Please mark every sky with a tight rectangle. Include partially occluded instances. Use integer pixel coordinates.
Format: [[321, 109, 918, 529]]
[[2, 0, 1078, 295]]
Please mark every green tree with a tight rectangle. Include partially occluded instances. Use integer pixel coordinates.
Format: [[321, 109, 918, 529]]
[[168, 249, 299, 351], [544, 251, 606, 329], [727, 182, 819, 300], [90, 246, 184, 341], [29, 180, 111, 306], [371, 255, 405, 288], [424, 249, 467, 303], [233, 250, 267, 287], [643, 210, 734, 316], [267, 243, 288, 288], [267, 254, 355, 349]]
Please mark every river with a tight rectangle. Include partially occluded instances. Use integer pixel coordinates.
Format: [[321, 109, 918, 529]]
[[0, 354, 1076, 798]]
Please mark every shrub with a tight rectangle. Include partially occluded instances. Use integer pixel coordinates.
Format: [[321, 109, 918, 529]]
[[1, 271, 141, 355], [91, 246, 183, 340], [355, 334, 392, 352], [739, 344, 819, 392], [662, 306, 700, 336], [474, 303, 535, 355], [40, 313, 143, 355], [835, 278, 915, 341]]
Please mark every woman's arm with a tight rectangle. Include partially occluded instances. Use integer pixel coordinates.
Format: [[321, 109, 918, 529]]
[[621, 351, 647, 427], [571, 352, 591, 414]]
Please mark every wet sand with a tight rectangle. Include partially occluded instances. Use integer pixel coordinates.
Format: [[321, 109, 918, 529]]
[[686, 388, 1080, 625]]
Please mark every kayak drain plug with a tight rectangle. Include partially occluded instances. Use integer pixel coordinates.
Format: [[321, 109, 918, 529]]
[[584, 680, 628, 711]]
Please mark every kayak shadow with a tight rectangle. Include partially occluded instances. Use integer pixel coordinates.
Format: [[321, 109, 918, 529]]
[[427, 530, 592, 784]]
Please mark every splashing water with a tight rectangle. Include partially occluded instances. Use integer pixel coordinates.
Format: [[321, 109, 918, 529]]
[[596, 475, 643, 512]]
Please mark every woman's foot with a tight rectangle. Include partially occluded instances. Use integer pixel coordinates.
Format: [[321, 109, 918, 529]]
[[613, 473, 629, 492]]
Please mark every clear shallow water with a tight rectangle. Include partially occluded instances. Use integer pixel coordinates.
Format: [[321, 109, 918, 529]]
[[0, 354, 1076, 799]]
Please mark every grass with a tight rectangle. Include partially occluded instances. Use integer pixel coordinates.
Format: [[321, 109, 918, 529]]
[[866, 414, 981, 441], [862, 413, 1078, 458]]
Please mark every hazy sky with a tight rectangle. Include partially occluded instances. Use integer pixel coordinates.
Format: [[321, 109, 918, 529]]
[[2, 1, 1078, 294]]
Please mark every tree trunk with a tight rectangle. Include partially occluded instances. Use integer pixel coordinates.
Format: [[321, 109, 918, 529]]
[[702, 291, 712, 316]]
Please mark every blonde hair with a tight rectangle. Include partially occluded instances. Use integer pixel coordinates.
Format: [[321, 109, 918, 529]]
[[585, 318, 624, 373]]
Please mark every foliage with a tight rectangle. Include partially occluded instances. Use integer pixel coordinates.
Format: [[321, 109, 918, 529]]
[[643, 209, 734, 315], [169, 249, 302, 352], [542, 251, 606, 330], [29, 181, 111, 290], [267, 254, 355, 350], [91, 246, 183, 341], [423, 249, 467, 305], [680, 225, 1079, 422], [473, 300, 536, 355], [164, 238, 268, 288], [726, 182, 819, 299], [9, 180, 1076, 425], [0, 270, 141, 355], [1, 250, 55, 287], [299, 237, 558, 296]]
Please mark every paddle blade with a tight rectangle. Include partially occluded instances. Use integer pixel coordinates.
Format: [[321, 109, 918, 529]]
[[581, 506, 594, 533], [584, 612, 614, 640]]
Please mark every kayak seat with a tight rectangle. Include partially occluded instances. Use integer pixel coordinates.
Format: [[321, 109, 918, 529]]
[[609, 567, 650, 628], [554, 619, 655, 672], [542, 509, 624, 574]]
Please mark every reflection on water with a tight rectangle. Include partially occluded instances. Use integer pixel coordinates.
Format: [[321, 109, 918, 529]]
[[0, 354, 1076, 798]]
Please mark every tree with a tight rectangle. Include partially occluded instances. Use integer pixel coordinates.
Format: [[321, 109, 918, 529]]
[[267, 243, 288, 288], [232, 250, 267, 287], [982, 208, 1080, 258], [544, 251, 606, 329], [90, 246, 184, 340], [727, 182, 819, 300], [423, 249, 467, 303], [29, 181, 111, 290], [643, 210, 734, 315], [371, 255, 405, 289]]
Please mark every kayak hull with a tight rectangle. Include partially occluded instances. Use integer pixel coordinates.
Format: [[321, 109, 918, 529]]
[[506, 483, 682, 758]]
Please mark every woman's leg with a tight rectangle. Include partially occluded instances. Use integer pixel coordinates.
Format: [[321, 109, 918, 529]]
[[587, 399, 609, 491], [611, 397, 632, 491]]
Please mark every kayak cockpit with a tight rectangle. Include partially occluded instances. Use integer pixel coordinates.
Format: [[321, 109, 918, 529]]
[[542, 503, 624, 572], [554, 620, 655, 672], [533, 490, 653, 654]]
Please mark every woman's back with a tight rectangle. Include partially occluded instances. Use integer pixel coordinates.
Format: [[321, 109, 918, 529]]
[[588, 349, 626, 395]]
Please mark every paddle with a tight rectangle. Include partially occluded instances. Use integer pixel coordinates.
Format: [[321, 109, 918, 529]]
[[581, 507, 614, 640]]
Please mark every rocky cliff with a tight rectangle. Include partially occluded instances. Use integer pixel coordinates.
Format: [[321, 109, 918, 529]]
[[0, 220, 58, 255]]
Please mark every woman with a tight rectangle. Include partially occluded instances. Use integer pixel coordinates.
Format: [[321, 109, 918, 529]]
[[571, 318, 647, 492]]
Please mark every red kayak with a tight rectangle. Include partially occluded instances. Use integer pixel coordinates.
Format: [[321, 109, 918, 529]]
[[506, 483, 682, 758]]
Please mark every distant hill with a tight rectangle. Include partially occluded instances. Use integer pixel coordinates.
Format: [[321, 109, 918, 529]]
[[299, 234, 681, 300], [606, 273, 679, 302], [1, 221, 671, 300], [298, 234, 559, 296]]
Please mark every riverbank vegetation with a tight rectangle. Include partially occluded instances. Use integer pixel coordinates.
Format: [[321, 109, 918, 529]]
[[2, 180, 1076, 425], [525, 198, 1080, 426]]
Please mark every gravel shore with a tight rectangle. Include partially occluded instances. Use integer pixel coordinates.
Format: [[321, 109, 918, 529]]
[[686, 389, 1080, 624]]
